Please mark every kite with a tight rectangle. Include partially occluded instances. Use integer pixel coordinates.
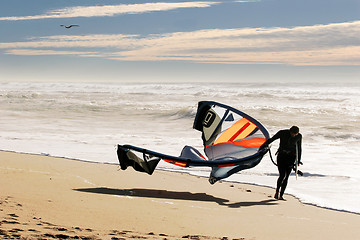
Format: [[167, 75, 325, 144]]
[[117, 101, 270, 184]]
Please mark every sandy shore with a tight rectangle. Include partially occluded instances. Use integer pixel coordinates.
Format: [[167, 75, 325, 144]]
[[0, 150, 359, 240]]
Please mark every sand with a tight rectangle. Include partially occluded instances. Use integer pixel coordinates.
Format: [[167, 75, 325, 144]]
[[0, 150, 359, 240]]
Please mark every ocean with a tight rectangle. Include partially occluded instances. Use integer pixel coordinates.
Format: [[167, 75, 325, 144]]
[[1, 81, 359, 214]]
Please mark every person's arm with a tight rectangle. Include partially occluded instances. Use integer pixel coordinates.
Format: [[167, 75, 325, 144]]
[[260, 130, 282, 149]]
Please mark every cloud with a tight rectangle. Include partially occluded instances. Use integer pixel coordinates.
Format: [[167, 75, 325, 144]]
[[1, 21, 359, 66], [5, 49, 100, 57], [0, 2, 219, 21]]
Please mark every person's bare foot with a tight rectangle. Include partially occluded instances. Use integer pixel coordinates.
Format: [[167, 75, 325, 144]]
[[274, 192, 279, 199]]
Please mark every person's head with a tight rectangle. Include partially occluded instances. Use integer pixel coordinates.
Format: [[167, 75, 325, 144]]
[[290, 126, 299, 137]]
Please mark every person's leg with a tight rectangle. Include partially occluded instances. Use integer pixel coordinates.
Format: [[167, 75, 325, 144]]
[[275, 164, 286, 199], [279, 166, 293, 200]]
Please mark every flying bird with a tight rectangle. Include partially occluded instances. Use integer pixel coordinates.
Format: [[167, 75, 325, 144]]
[[60, 25, 79, 29]]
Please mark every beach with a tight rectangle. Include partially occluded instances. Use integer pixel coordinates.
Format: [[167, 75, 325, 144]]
[[1, 150, 359, 240], [1, 82, 360, 214]]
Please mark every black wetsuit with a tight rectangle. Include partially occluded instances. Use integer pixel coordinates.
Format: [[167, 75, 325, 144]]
[[262, 130, 302, 197]]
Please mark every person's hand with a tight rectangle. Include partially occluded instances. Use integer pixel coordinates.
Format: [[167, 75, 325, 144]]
[[258, 143, 268, 152], [259, 143, 268, 150]]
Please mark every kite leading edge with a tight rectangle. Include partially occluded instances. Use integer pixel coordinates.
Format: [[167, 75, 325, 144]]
[[117, 101, 270, 184]]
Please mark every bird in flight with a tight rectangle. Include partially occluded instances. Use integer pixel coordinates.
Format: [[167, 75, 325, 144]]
[[60, 25, 79, 29]]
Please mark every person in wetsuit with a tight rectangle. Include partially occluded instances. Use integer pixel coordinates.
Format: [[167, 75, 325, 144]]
[[260, 126, 302, 200]]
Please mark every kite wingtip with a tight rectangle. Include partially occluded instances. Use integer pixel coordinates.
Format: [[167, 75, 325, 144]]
[[208, 176, 218, 185]]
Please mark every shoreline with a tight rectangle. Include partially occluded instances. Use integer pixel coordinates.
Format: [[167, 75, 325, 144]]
[[2, 149, 359, 216], [1, 150, 359, 239]]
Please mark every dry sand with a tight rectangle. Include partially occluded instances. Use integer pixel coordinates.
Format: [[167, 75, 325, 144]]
[[1, 150, 359, 240]]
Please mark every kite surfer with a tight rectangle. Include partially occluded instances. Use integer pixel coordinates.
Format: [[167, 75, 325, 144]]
[[260, 126, 302, 200]]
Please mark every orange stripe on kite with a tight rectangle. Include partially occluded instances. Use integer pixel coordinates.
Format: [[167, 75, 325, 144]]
[[218, 163, 235, 167], [215, 118, 247, 144], [163, 159, 187, 167], [215, 118, 257, 144], [206, 138, 266, 148], [199, 153, 207, 160], [229, 122, 251, 142], [233, 138, 266, 148], [234, 123, 257, 141]]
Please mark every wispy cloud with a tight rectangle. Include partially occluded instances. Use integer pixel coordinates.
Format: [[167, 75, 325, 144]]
[[0, 2, 219, 21], [5, 49, 100, 57], [234, 0, 261, 3], [1, 21, 359, 66]]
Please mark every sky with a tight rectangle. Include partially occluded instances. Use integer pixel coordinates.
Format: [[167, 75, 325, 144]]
[[0, 0, 359, 83]]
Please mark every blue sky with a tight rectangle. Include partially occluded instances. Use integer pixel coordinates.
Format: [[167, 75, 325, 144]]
[[0, 0, 359, 83]]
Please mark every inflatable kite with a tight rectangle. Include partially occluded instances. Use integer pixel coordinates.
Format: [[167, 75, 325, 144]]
[[117, 101, 270, 184]]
